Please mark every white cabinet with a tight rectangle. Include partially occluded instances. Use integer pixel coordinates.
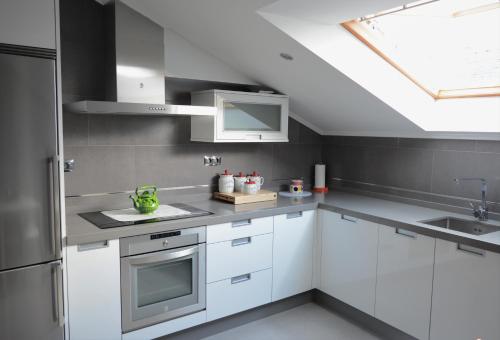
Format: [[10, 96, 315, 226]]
[[430, 239, 500, 340], [0, 0, 56, 49], [206, 219, 273, 321], [66, 240, 122, 340], [375, 225, 435, 340], [191, 90, 289, 143], [319, 210, 379, 315], [272, 210, 315, 301], [207, 269, 272, 321], [207, 233, 273, 283]]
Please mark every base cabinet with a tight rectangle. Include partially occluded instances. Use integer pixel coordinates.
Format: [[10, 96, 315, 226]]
[[207, 268, 272, 321], [430, 239, 500, 340], [319, 210, 379, 315], [375, 225, 435, 340], [66, 240, 121, 340], [272, 210, 315, 301]]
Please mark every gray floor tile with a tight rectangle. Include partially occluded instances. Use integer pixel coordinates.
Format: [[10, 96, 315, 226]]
[[203, 303, 381, 340]]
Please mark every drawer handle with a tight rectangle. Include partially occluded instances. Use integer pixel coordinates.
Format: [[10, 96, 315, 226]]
[[286, 211, 303, 219], [395, 228, 417, 239], [77, 240, 109, 252], [232, 219, 251, 228], [457, 243, 485, 257], [341, 215, 357, 223], [231, 273, 251, 285], [232, 237, 252, 247]]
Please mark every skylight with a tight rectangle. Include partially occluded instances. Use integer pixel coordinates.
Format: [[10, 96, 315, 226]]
[[342, 0, 500, 100]]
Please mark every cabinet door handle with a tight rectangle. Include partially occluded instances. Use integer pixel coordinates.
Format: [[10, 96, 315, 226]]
[[232, 219, 251, 228], [457, 243, 485, 256], [341, 215, 357, 223], [77, 240, 109, 252], [231, 273, 251, 285], [286, 211, 303, 219], [395, 228, 417, 239], [231, 237, 252, 247]]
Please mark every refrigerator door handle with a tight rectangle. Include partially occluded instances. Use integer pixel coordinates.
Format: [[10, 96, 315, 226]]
[[48, 156, 61, 259], [51, 262, 64, 327]]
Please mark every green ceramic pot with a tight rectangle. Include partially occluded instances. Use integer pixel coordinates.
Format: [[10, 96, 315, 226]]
[[130, 185, 160, 214]]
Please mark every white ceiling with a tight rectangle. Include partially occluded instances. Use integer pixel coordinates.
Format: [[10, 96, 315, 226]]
[[122, 0, 500, 139]]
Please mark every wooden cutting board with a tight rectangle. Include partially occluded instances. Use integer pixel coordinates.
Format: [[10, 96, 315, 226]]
[[214, 190, 277, 205]]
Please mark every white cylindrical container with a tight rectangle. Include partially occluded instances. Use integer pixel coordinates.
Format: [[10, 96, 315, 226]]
[[234, 172, 248, 192], [313, 164, 328, 193], [248, 171, 264, 191], [218, 169, 234, 193], [243, 181, 258, 195]]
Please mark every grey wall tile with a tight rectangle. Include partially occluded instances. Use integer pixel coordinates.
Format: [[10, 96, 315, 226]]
[[273, 144, 322, 184], [299, 124, 322, 145], [343, 136, 398, 148], [287, 118, 300, 144], [475, 140, 500, 154], [64, 146, 135, 195], [322, 136, 343, 146], [214, 144, 274, 188], [324, 145, 366, 182], [431, 151, 500, 203], [399, 138, 475, 151], [134, 144, 217, 189], [88, 115, 190, 146], [63, 113, 88, 146]]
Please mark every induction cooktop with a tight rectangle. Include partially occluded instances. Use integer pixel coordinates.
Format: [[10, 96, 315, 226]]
[[79, 203, 213, 229]]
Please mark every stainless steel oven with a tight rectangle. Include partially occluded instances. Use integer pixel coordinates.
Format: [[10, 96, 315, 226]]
[[120, 226, 206, 333]]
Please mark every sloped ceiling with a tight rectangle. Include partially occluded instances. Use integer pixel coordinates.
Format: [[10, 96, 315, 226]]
[[123, 0, 500, 139]]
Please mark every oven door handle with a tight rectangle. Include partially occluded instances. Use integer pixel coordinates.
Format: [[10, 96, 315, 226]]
[[128, 246, 198, 266]]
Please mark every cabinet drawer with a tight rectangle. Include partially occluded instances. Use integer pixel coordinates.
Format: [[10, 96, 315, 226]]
[[207, 216, 273, 244], [207, 233, 273, 283], [207, 268, 272, 321]]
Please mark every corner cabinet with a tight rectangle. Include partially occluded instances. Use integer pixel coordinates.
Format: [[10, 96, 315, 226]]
[[190, 90, 289, 142], [319, 210, 379, 316], [272, 211, 315, 301]]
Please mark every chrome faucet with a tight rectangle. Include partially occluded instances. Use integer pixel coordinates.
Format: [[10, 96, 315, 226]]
[[454, 178, 488, 221]]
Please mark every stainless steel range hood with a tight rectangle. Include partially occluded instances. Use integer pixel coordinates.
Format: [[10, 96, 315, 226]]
[[63, 0, 215, 116]]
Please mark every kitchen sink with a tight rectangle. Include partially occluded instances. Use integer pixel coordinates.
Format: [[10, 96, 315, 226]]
[[419, 217, 500, 236]]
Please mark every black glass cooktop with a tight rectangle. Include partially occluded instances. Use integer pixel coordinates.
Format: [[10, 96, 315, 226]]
[[79, 203, 213, 229]]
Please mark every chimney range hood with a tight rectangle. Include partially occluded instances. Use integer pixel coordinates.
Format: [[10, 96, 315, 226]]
[[63, 0, 215, 116]]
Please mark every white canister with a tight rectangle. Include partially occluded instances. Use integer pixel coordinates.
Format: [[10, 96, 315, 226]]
[[234, 172, 248, 192], [248, 171, 264, 191], [218, 169, 234, 193], [243, 181, 258, 195]]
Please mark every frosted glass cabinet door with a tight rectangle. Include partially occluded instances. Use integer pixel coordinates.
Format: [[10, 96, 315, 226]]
[[223, 102, 281, 132], [215, 92, 288, 141]]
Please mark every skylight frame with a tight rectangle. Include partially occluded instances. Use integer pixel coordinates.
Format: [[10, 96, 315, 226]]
[[342, 1, 500, 100]]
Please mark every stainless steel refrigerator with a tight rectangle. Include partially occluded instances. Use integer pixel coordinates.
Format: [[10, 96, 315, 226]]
[[0, 44, 64, 340]]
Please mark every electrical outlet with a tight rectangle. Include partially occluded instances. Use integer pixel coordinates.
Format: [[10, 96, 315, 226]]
[[204, 155, 222, 166]]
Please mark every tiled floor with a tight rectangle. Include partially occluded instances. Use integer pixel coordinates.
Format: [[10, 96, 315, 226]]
[[203, 303, 382, 340]]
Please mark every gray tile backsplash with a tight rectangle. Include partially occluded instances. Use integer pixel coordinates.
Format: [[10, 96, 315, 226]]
[[323, 136, 500, 213], [63, 115, 322, 196]]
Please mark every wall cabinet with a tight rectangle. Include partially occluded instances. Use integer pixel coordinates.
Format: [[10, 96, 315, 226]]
[[319, 210, 379, 315], [430, 239, 500, 340], [191, 90, 289, 142], [66, 240, 121, 340], [0, 0, 56, 49], [375, 225, 435, 340], [272, 210, 315, 301]]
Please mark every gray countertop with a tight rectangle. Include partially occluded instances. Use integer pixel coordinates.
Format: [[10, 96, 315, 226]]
[[65, 191, 500, 253]]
